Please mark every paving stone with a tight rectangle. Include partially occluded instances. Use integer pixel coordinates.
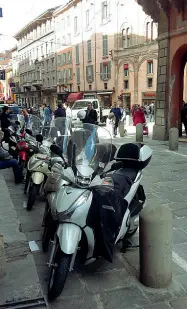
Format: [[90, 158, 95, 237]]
[[172, 229, 187, 245], [100, 287, 149, 309], [142, 302, 173, 309], [170, 296, 187, 309], [49, 295, 98, 309]]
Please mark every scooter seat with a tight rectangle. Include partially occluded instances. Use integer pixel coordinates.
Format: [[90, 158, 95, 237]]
[[109, 168, 138, 198]]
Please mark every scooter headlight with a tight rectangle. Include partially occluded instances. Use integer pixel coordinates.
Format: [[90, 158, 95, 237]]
[[56, 191, 91, 222]]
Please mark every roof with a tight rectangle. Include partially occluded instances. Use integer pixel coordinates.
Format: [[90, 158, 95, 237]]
[[14, 6, 60, 39], [53, 0, 81, 17]]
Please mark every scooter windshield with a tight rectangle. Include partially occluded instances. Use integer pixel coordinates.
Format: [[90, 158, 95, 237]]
[[68, 124, 112, 178], [53, 117, 71, 156]]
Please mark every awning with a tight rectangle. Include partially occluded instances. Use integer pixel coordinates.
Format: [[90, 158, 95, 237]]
[[97, 92, 113, 95], [67, 92, 83, 102]]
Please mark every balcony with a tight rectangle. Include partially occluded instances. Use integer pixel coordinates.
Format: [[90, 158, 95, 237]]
[[58, 78, 68, 84], [32, 79, 43, 87], [22, 82, 31, 88]]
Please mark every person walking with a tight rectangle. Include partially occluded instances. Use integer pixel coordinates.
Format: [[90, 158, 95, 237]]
[[63, 102, 72, 118], [110, 102, 122, 137], [149, 103, 155, 122], [181, 102, 187, 136], [54, 103, 66, 118], [0, 130, 24, 184], [133, 106, 146, 126], [83, 102, 98, 124], [21, 109, 30, 129]]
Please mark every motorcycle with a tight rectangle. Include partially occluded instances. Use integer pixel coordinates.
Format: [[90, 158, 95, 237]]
[[25, 117, 71, 211], [43, 124, 152, 301]]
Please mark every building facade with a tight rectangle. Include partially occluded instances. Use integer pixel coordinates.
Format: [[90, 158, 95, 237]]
[[14, 8, 58, 109], [138, 0, 187, 140], [53, 0, 157, 107]]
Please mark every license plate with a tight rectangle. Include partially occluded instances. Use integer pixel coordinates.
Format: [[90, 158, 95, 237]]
[[11, 146, 16, 150]]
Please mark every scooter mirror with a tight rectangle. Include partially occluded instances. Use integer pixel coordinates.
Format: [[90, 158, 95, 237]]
[[36, 134, 43, 143], [50, 144, 63, 157]]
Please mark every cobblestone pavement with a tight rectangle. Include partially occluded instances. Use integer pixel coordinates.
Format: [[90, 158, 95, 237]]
[[3, 137, 187, 309]]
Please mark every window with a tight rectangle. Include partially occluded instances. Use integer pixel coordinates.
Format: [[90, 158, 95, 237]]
[[122, 27, 131, 48], [100, 61, 111, 80], [146, 21, 154, 41], [102, 35, 108, 57], [74, 16, 78, 34], [67, 51, 72, 63], [68, 68, 72, 79], [86, 9, 90, 28], [51, 41, 53, 52], [89, 84, 92, 90], [67, 16, 70, 27], [104, 82, 107, 89], [102, 1, 108, 21], [67, 34, 71, 45], [87, 40, 92, 61], [86, 65, 94, 82], [51, 58, 54, 69], [124, 80, 129, 90], [36, 48, 39, 59], [46, 60, 49, 72], [47, 78, 50, 86], [126, 28, 131, 47], [147, 60, 153, 74], [46, 43, 48, 55], [76, 45, 79, 64], [61, 18, 65, 31], [76, 67, 80, 83], [57, 55, 61, 66], [124, 64, 129, 77], [78, 85, 80, 91], [147, 78, 153, 88], [62, 36, 66, 45], [62, 53, 66, 64]]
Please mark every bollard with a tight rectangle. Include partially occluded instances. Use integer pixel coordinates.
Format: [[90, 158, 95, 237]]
[[119, 121, 124, 137], [136, 123, 143, 142], [139, 205, 172, 288], [126, 115, 130, 127], [169, 127, 178, 151], [0, 235, 6, 278]]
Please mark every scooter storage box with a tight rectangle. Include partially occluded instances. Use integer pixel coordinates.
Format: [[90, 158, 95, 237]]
[[115, 143, 152, 170]]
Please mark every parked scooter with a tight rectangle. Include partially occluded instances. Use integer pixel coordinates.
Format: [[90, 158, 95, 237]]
[[43, 124, 152, 301], [25, 117, 71, 211]]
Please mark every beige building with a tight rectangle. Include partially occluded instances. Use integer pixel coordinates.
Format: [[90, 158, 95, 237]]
[[53, 0, 158, 107], [14, 8, 58, 109]]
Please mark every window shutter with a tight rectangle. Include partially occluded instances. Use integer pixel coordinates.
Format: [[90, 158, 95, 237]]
[[103, 35, 108, 56], [86, 66, 89, 83], [108, 61, 111, 79], [70, 51, 72, 63], [88, 40, 91, 61], [91, 65, 94, 82], [100, 63, 103, 80]]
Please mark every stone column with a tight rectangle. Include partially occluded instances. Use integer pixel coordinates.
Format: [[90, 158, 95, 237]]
[[152, 37, 169, 140]]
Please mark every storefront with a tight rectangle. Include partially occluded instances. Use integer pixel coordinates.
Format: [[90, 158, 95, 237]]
[[142, 92, 156, 106]]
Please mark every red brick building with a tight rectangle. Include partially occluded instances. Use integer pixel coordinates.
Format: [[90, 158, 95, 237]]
[[138, 0, 187, 140]]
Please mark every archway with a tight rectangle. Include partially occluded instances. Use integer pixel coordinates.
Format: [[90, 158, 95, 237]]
[[170, 44, 187, 135]]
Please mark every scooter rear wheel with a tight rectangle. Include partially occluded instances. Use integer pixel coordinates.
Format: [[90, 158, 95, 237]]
[[48, 251, 71, 301], [27, 184, 39, 211]]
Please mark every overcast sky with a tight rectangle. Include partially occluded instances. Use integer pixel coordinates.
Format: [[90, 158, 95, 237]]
[[0, 0, 66, 52]]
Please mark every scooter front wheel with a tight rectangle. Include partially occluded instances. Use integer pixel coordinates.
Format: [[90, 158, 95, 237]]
[[27, 184, 40, 211], [48, 251, 72, 301]]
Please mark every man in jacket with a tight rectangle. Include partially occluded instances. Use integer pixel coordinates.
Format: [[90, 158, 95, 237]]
[[0, 131, 23, 184], [54, 103, 66, 118], [181, 102, 187, 135], [0, 106, 11, 142], [83, 103, 98, 124], [110, 102, 122, 137]]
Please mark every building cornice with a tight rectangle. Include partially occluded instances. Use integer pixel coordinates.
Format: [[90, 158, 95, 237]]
[[53, 0, 81, 17]]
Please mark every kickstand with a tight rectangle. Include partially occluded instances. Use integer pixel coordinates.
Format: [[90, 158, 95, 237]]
[[121, 238, 139, 253]]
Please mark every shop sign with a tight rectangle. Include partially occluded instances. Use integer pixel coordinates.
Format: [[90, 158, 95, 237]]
[[143, 93, 156, 97]]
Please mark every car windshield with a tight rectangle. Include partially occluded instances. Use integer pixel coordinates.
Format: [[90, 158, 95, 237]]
[[72, 101, 91, 110], [67, 124, 112, 179]]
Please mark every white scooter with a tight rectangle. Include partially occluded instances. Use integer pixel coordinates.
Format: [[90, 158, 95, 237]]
[[43, 124, 152, 301], [25, 117, 70, 210]]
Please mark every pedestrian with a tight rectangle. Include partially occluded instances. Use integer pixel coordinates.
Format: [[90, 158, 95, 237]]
[[181, 102, 187, 136], [0, 130, 24, 184], [110, 102, 122, 137], [83, 102, 98, 124], [42, 104, 52, 136], [63, 102, 72, 118], [21, 109, 30, 129], [0, 106, 11, 143], [149, 103, 155, 122], [133, 106, 146, 126], [39, 105, 44, 119], [54, 103, 66, 118]]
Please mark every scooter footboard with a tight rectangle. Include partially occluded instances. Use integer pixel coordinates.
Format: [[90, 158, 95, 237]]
[[57, 223, 82, 255]]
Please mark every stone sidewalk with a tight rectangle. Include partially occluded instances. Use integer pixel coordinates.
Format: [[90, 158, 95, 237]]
[[3, 136, 187, 308], [0, 174, 46, 308]]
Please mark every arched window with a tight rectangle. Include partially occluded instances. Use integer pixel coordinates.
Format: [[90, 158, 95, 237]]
[[151, 21, 154, 40], [146, 21, 154, 41], [146, 22, 150, 41], [122, 27, 131, 48]]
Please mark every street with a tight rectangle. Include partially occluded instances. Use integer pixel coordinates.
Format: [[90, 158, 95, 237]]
[[1, 133, 187, 308]]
